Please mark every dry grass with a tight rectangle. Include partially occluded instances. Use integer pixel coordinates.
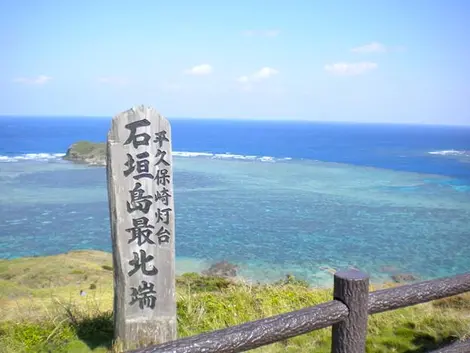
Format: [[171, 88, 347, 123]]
[[0, 251, 469, 353]]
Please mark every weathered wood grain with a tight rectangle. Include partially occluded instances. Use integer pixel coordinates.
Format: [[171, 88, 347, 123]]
[[126, 300, 349, 353], [125, 271, 470, 353], [331, 269, 369, 353], [106, 105, 176, 350]]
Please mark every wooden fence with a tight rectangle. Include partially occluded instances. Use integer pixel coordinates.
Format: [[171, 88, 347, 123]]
[[126, 269, 470, 353]]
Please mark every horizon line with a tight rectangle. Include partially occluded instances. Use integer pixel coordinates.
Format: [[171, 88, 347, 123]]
[[0, 114, 469, 127]]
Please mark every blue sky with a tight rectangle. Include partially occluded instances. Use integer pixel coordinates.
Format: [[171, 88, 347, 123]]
[[1, 0, 469, 124]]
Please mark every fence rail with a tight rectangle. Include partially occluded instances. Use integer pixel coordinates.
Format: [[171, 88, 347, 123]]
[[127, 270, 470, 353]]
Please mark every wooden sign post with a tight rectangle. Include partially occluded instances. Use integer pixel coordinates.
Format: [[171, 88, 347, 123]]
[[106, 105, 176, 350]]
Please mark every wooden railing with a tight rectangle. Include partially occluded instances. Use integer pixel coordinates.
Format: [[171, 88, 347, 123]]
[[126, 270, 470, 353]]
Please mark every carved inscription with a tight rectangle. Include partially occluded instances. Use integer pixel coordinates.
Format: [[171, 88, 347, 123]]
[[107, 106, 176, 348], [121, 118, 173, 310]]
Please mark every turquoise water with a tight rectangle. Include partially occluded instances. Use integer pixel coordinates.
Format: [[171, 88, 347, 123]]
[[1, 156, 469, 287]]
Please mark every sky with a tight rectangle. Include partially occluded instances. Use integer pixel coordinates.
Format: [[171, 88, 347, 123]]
[[1, 0, 469, 125]]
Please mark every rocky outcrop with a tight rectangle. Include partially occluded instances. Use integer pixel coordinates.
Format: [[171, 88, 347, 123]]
[[63, 141, 107, 166], [202, 261, 238, 278], [391, 273, 418, 283]]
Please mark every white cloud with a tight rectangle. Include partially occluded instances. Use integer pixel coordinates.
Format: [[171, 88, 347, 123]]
[[242, 29, 280, 37], [236, 76, 250, 83], [253, 67, 279, 79], [351, 42, 406, 53], [324, 62, 378, 76], [12, 75, 52, 85], [236, 67, 279, 84], [97, 76, 128, 86], [184, 64, 213, 76], [351, 42, 387, 53]]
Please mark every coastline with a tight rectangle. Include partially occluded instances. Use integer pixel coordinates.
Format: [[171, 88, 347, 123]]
[[2, 248, 469, 353], [0, 141, 468, 294], [59, 139, 470, 179], [2, 141, 470, 352], [1, 249, 421, 288], [1, 156, 469, 281]]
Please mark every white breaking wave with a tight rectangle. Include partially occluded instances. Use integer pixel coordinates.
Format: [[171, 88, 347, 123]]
[[0, 151, 292, 163], [428, 150, 470, 157], [0, 153, 66, 162], [173, 152, 214, 158], [173, 151, 291, 162]]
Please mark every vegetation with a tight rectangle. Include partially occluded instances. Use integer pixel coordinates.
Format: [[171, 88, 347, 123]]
[[0, 250, 469, 352], [63, 141, 107, 165]]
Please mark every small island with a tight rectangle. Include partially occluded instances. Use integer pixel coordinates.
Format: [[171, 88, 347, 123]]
[[63, 141, 107, 166]]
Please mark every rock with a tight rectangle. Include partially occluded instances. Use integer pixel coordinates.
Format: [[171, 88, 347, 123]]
[[391, 273, 418, 283], [63, 141, 107, 166], [202, 261, 238, 278]]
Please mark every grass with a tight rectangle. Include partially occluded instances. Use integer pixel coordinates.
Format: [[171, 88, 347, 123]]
[[64, 141, 106, 162], [0, 250, 469, 352]]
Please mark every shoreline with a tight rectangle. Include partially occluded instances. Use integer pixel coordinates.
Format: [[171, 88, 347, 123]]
[[1, 246, 469, 353], [0, 146, 469, 185], [3, 249, 422, 288], [60, 140, 470, 180]]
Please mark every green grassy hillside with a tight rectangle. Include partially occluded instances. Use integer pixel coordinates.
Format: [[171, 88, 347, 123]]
[[0, 250, 469, 352]]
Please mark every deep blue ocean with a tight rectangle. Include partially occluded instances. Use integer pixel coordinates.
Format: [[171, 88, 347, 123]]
[[1, 116, 469, 286]]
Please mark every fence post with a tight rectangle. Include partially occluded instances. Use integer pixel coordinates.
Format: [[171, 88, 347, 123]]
[[331, 269, 370, 353]]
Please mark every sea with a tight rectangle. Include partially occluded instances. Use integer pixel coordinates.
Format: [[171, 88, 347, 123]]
[[0, 116, 469, 287]]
